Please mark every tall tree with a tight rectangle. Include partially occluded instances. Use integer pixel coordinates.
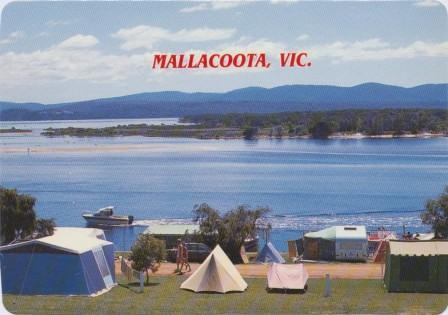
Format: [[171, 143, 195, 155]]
[[393, 112, 405, 135], [309, 121, 334, 139], [193, 203, 270, 263], [0, 188, 37, 244], [192, 203, 221, 246], [242, 126, 258, 140], [421, 186, 448, 239]]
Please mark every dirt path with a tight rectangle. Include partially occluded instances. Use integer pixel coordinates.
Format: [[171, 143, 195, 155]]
[[116, 260, 384, 280]]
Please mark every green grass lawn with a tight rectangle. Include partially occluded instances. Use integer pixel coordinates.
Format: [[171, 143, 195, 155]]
[[3, 277, 447, 315]]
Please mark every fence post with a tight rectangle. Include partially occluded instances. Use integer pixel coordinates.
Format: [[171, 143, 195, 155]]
[[139, 271, 144, 293], [324, 274, 331, 297]]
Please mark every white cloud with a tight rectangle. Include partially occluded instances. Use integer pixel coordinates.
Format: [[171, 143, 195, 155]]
[[45, 19, 76, 27], [174, 28, 236, 42], [36, 32, 50, 38], [308, 38, 448, 61], [1, 34, 447, 89], [0, 31, 25, 45], [179, 0, 296, 12], [112, 25, 236, 50], [180, 1, 246, 13], [413, 0, 441, 7], [216, 37, 286, 57], [57, 34, 99, 49], [0, 35, 153, 87], [296, 34, 309, 41], [270, 0, 300, 4], [180, 3, 209, 13], [0, 48, 153, 87]]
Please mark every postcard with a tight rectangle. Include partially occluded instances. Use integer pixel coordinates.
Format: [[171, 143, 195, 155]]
[[0, 1, 447, 314]]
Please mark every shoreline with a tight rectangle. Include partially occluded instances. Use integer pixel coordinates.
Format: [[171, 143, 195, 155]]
[[39, 127, 447, 140], [252, 132, 447, 140], [1, 134, 447, 154], [0, 129, 32, 134], [329, 132, 446, 139]]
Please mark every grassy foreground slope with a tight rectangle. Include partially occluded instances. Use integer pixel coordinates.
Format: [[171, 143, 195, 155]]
[[3, 277, 447, 315]]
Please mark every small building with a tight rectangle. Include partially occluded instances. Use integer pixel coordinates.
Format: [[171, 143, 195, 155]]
[[303, 226, 368, 261], [384, 240, 448, 293], [144, 224, 200, 249], [0, 227, 115, 296]]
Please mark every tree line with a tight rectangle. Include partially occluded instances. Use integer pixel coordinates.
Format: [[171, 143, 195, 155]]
[[182, 109, 448, 139]]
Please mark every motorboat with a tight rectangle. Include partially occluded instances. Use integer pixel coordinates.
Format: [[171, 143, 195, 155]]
[[82, 206, 133, 226]]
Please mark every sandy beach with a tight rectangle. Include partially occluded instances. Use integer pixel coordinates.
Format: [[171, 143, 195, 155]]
[[329, 132, 446, 139], [0, 143, 226, 154], [1, 132, 446, 155]]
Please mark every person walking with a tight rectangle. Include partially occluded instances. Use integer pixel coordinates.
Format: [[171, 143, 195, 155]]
[[175, 239, 184, 274], [182, 241, 191, 272]]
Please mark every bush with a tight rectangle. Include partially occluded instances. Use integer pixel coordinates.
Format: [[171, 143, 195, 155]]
[[130, 234, 166, 283], [421, 186, 448, 238]]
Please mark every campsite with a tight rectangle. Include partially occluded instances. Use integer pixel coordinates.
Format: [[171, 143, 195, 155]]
[[1, 0, 448, 313], [2, 225, 448, 314], [1, 188, 448, 314]]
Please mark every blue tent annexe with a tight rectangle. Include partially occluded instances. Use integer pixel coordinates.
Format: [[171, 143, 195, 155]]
[[256, 242, 285, 264], [0, 227, 115, 296]]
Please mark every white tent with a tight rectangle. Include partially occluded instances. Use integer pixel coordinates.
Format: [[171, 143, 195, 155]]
[[267, 263, 309, 291], [180, 245, 248, 293]]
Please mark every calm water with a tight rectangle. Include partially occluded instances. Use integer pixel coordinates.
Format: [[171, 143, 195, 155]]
[[0, 118, 184, 134], [1, 119, 447, 251]]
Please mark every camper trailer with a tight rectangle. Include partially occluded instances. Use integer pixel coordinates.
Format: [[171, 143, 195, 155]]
[[303, 226, 368, 262]]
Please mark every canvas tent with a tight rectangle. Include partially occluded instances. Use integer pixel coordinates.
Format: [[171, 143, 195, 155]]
[[180, 245, 248, 293], [256, 242, 285, 264], [384, 240, 448, 293], [303, 226, 368, 261], [267, 263, 309, 291], [0, 227, 115, 296]]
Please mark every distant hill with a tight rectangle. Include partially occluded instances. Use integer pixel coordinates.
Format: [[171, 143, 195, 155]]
[[0, 83, 446, 121], [0, 102, 45, 111]]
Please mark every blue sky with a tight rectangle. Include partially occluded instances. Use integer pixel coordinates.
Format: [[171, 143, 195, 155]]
[[0, 1, 447, 103]]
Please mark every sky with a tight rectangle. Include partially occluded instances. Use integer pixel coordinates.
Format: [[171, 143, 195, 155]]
[[0, 0, 447, 104]]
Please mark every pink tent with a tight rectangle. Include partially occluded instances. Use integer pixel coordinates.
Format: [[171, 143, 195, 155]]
[[267, 263, 309, 291]]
